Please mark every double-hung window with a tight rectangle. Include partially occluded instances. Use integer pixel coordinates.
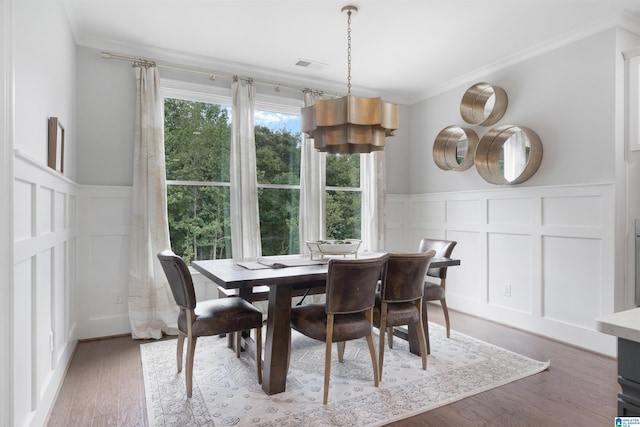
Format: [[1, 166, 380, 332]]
[[162, 82, 361, 263]]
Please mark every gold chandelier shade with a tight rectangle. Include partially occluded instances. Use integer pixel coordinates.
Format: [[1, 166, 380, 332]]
[[302, 94, 398, 153], [301, 5, 399, 154]]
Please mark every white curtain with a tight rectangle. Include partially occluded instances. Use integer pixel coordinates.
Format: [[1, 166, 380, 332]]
[[128, 64, 178, 339], [230, 78, 262, 259], [361, 151, 386, 251], [299, 91, 326, 253]]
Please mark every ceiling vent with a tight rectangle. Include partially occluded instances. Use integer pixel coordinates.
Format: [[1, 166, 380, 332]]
[[295, 58, 326, 70]]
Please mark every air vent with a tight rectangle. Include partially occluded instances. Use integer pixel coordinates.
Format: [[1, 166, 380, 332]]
[[295, 58, 326, 70]]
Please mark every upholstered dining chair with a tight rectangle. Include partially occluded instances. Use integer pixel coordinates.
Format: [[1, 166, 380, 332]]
[[157, 249, 263, 398], [418, 238, 458, 353], [290, 255, 389, 405], [374, 251, 436, 379]]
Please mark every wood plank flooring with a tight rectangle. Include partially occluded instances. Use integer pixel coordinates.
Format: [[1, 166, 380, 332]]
[[46, 308, 619, 426]]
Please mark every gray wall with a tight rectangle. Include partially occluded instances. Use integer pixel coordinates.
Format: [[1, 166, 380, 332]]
[[408, 29, 618, 194], [75, 46, 413, 191]]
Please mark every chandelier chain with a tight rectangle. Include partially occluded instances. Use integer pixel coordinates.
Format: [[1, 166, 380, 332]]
[[347, 9, 352, 95]]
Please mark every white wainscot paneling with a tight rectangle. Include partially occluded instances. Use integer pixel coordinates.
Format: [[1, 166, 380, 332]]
[[14, 179, 32, 242], [488, 233, 533, 313], [37, 248, 53, 398], [396, 183, 616, 356], [413, 199, 445, 224], [445, 199, 484, 224], [68, 194, 77, 229], [13, 257, 33, 424], [82, 235, 130, 334], [38, 186, 53, 235], [488, 198, 532, 225], [542, 195, 602, 227], [543, 235, 601, 328], [443, 230, 484, 303], [53, 242, 67, 365], [55, 191, 66, 231], [78, 186, 133, 338]]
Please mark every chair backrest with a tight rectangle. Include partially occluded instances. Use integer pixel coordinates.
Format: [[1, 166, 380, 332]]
[[157, 249, 197, 310], [325, 255, 389, 315], [418, 238, 457, 279], [380, 251, 436, 302]]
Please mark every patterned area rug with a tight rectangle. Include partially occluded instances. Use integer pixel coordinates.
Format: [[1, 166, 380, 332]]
[[141, 323, 549, 426]]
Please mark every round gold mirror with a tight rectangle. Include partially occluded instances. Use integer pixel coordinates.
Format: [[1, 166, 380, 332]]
[[433, 125, 479, 171], [460, 82, 508, 126], [475, 125, 542, 185]]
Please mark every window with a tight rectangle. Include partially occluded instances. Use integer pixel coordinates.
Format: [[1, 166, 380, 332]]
[[163, 84, 361, 263], [164, 97, 232, 263], [326, 153, 361, 239]]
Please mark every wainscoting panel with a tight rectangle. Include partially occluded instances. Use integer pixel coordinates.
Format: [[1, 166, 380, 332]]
[[13, 150, 78, 427], [488, 232, 533, 314], [77, 186, 133, 338], [386, 184, 617, 356], [445, 199, 484, 225], [542, 235, 602, 328]]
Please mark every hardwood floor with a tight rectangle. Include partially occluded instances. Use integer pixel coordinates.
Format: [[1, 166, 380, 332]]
[[46, 308, 619, 426]]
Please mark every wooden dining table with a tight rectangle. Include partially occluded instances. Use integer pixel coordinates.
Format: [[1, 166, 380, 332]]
[[192, 252, 460, 395]]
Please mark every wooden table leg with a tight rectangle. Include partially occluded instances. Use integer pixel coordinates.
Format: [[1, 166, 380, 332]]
[[406, 300, 431, 356], [262, 284, 293, 395]]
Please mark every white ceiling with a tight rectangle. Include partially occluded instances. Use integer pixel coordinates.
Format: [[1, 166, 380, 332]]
[[63, 0, 640, 104]]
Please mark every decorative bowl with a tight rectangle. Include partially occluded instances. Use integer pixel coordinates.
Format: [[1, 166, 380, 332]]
[[306, 239, 362, 258]]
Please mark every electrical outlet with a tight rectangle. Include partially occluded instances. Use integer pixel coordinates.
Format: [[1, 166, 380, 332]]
[[503, 284, 512, 297], [113, 291, 124, 304]]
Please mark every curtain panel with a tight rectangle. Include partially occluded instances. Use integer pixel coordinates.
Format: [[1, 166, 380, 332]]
[[299, 91, 326, 252], [128, 65, 178, 339], [230, 78, 262, 259], [361, 151, 386, 251]]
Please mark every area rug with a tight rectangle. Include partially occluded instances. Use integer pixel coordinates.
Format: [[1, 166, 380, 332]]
[[140, 323, 549, 426]]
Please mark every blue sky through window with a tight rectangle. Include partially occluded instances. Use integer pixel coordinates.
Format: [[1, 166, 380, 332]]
[[255, 110, 301, 134]]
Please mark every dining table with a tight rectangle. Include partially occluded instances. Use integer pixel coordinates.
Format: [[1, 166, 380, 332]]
[[191, 252, 460, 395]]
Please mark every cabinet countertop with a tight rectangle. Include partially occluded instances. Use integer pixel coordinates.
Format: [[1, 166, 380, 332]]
[[597, 307, 640, 343]]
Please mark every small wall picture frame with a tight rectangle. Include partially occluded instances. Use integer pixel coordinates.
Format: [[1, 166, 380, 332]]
[[48, 116, 65, 173]]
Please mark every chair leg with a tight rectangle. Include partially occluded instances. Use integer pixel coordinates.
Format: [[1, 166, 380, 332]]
[[415, 300, 427, 371], [324, 315, 335, 405], [387, 327, 394, 349], [235, 331, 241, 358], [365, 308, 379, 387], [176, 332, 185, 373], [423, 297, 431, 355], [337, 341, 345, 363], [378, 305, 387, 379], [185, 335, 197, 398], [441, 297, 451, 338], [255, 326, 262, 384], [366, 333, 380, 388]]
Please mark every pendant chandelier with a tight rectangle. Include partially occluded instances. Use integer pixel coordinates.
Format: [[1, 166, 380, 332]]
[[301, 5, 399, 154]]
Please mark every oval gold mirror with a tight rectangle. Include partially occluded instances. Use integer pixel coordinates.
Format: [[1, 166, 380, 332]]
[[433, 125, 479, 171], [460, 82, 508, 126], [475, 125, 542, 185]]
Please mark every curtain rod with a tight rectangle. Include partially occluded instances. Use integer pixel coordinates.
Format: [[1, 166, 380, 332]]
[[101, 51, 328, 96]]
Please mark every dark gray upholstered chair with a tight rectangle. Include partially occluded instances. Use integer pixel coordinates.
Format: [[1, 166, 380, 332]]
[[374, 250, 435, 379], [418, 238, 458, 353], [290, 255, 388, 404], [157, 249, 263, 397]]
